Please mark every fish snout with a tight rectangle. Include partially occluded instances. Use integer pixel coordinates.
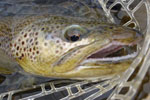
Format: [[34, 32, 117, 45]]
[[110, 27, 143, 45]]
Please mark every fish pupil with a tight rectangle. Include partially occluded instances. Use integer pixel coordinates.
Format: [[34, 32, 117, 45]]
[[70, 35, 79, 42]]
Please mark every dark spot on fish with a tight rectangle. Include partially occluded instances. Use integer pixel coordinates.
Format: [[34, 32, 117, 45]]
[[41, 28, 45, 31], [26, 39, 29, 42], [9, 43, 12, 47], [30, 39, 33, 43], [35, 37, 38, 41], [36, 51, 39, 54], [51, 36, 54, 39], [24, 34, 27, 38], [24, 48, 26, 51], [28, 29, 31, 32], [51, 26, 54, 29], [35, 41, 38, 45], [56, 26, 59, 28], [63, 43, 66, 46], [18, 57, 22, 60], [44, 42, 48, 46], [35, 32, 38, 35], [29, 33, 33, 36], [16, 52, 18, 56], [30, 56, 32, 59], [22, 54, 24, 57], [46, 27, 49, 30], [29, 48, 32, 52], [33, 47, 36, 50], [17, 46, 19, 50], [109, 26, 113, 29], [56, 40, 60, 43], [22, 41, 25, 45]]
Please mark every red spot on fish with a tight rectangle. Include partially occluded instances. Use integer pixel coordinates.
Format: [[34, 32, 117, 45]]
[[24, 48, 26, 51], [14, 43, 16, 47]]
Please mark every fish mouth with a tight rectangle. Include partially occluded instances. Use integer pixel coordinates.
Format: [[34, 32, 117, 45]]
[[83, 41, 139, 63]]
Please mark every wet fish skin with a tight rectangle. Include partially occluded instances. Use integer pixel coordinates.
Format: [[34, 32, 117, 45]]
[[0, 15, 142, 79]]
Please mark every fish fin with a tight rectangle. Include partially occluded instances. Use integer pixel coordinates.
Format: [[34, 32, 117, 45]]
[[0, 72, 52, 93], [0, 73, 35, 92]]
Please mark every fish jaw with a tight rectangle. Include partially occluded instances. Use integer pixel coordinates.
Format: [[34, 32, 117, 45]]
[[51, 26, 142, 74]]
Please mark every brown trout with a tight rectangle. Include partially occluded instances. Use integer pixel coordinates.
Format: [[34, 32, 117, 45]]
[[0, 15, 143, 80]]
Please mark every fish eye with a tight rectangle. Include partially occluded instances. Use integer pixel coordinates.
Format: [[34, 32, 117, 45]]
[[70, 34, 80, 41], [63, 25, 86, 42], [65, 30, 81, 42]]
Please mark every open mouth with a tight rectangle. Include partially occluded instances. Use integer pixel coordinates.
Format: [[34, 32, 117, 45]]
[[84, 41, 139, 63]]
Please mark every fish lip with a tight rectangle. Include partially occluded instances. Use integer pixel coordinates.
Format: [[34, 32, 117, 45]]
[[84, 41, 138, 63], [81, 51, 138, 65]]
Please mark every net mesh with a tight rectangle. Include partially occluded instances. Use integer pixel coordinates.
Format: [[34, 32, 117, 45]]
[[0, 0, 150, 100]]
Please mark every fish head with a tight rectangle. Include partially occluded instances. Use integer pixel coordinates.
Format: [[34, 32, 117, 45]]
[[11, 16, 143, 79]]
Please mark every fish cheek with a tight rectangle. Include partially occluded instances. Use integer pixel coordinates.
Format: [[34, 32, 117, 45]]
[[52, 40, 110, 73]]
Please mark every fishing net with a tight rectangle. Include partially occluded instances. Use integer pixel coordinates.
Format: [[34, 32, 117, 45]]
[[0, 0, 150, 100]]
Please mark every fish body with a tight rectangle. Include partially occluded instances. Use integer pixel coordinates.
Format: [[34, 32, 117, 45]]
[[0, 15, 142, 80]]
